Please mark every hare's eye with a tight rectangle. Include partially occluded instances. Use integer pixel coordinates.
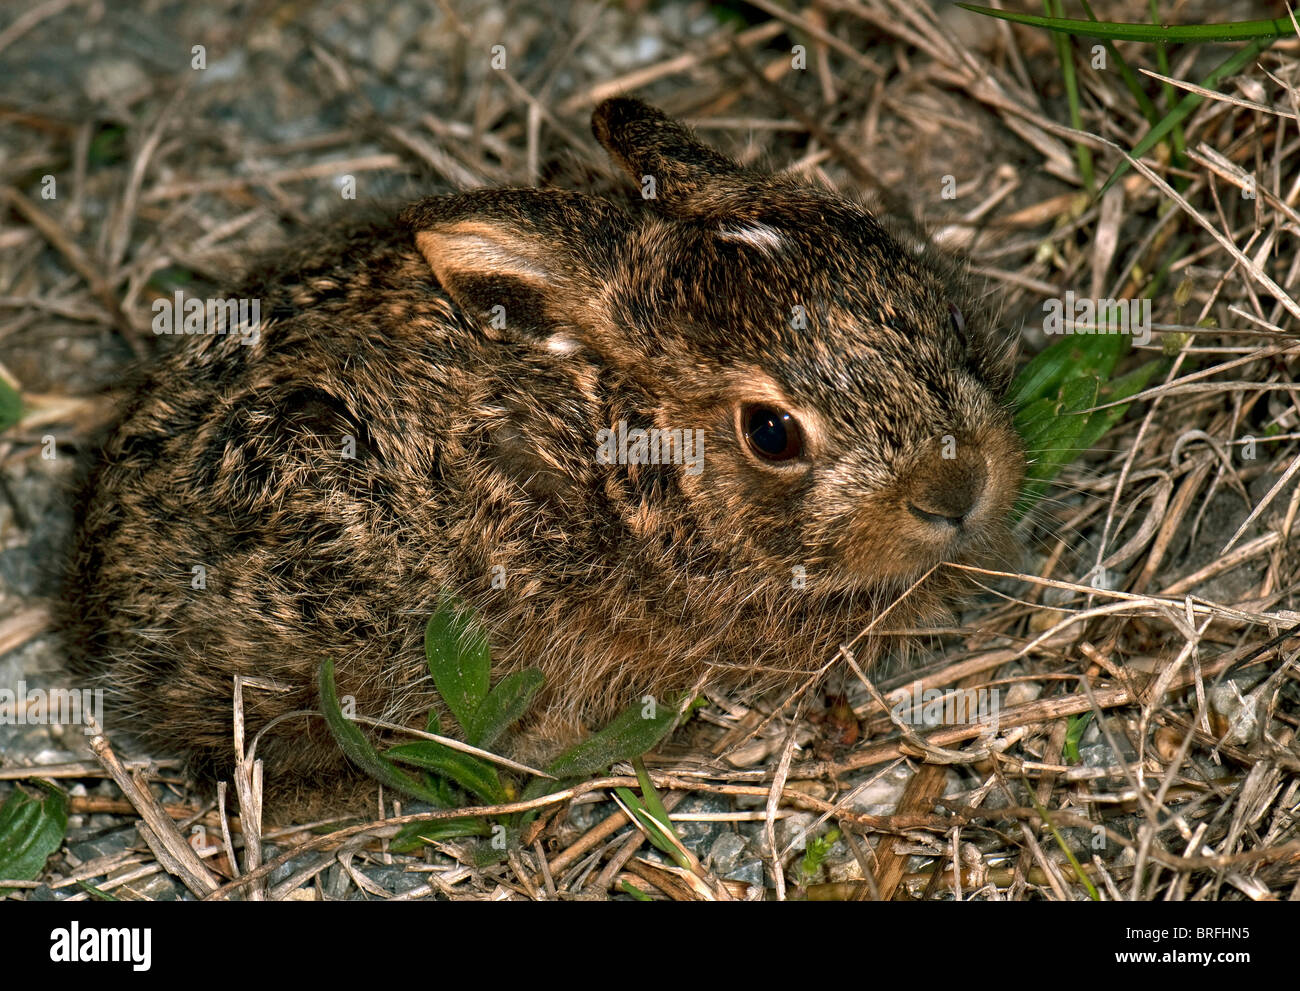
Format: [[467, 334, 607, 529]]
[[947, 303, 968, 346], [740, 404, 803, 462]]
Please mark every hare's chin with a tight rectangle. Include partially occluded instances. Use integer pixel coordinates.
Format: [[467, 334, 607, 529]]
[[842, 517, 1010, 586]]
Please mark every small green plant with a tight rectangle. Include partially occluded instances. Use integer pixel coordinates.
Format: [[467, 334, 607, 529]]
[[1063, 711, 1093, 764], [319, 596, 686, 853], [799, 826, 841, 883], [1010, 331, 1165, 513], [0, 781, 68, 896], [0, 376, 21, 433], [87, 122, 128, 167]]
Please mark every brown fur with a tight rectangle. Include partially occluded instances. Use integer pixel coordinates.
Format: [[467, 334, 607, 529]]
[[63, 99, 1024, 812]]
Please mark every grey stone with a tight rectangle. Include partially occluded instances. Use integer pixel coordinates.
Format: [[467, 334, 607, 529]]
[[83, 57, 150, 104], [666, 793, 729, 857], [725, 859, 765, 887], [707, 831, 746, 874]]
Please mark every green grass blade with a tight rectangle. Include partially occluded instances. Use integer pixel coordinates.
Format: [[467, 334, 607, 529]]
[[620, 879, 653, 900], [74, 879, 120, 901], [1078, 0, 1159, 124], [0, 378, 20, 433], [615, 787, 689, 868], [1096, 36, 1271, 195], [632, 757, 673, 833], [1047, 0, 1093, 190], [1027, 787, 1100, 900], [1148, 0, 1185, 167], [955, 5, 1298, 43]]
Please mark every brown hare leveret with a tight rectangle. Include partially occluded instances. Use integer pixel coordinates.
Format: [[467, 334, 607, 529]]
[[64, 98, 1024, 806]]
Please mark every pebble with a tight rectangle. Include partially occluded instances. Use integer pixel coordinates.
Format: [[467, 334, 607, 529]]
[[83, 57, 149, 104], [707, 832, 746, 875]]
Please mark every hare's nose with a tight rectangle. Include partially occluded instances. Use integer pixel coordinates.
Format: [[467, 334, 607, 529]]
[[906, 439, 987, 527]]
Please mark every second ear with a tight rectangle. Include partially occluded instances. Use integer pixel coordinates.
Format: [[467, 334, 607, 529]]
[[402, 189, 621, 338]]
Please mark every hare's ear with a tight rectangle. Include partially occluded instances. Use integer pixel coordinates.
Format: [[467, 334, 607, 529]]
[[402, 189, 620, 336], [592, 98, 748, 217]]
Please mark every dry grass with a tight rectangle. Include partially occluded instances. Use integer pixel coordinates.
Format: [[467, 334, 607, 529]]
[[1, 0, 1298, 901]]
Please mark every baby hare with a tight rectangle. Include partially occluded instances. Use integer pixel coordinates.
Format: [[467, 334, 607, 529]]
[[65, 98, 1024, 804]]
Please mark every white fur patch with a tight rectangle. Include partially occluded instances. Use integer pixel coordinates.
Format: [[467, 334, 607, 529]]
[[545, 333, 579, 354], [717, 223, 784, 256]]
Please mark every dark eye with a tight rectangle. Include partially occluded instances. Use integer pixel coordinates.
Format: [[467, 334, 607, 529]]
[[948, 303, 967, 346], [740, 404, 804, 462]]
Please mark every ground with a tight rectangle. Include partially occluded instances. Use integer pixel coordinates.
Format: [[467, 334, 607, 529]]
[[0, 0, 1298, 901]]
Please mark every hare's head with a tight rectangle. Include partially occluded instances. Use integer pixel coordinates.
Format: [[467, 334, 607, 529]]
[[402, 98, 1024, 595]]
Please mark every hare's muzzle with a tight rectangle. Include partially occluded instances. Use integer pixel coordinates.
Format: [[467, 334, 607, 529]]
[[906, 440, 987, 528], [899, 427, 1023, 551]]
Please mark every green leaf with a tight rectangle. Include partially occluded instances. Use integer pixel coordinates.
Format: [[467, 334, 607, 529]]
[[390, 817, 491, 852], [466, 669, 544, 750], [1064, 712, 1093, 764], [1010, 332, 1127, 408], [316, 658, 445, 805], [1014, 346, 1169, 513], [1017, 374, 1098, 447], [545, 698, 680, 779], [424, 599, 492, 735], [955, 5, 1298, 43], [420, 771, 459, 808], [1078, 357, 1167, 449], [384, 741, 506, 805], [516, 697, 688, 814], [1015, 377, 1100, 511], [0, 781, 68, 895], [0, 378, 21, 433], [75, 879, 119, 901], [620, 879, 653, 901], [1014, 395, 1063, 441]]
